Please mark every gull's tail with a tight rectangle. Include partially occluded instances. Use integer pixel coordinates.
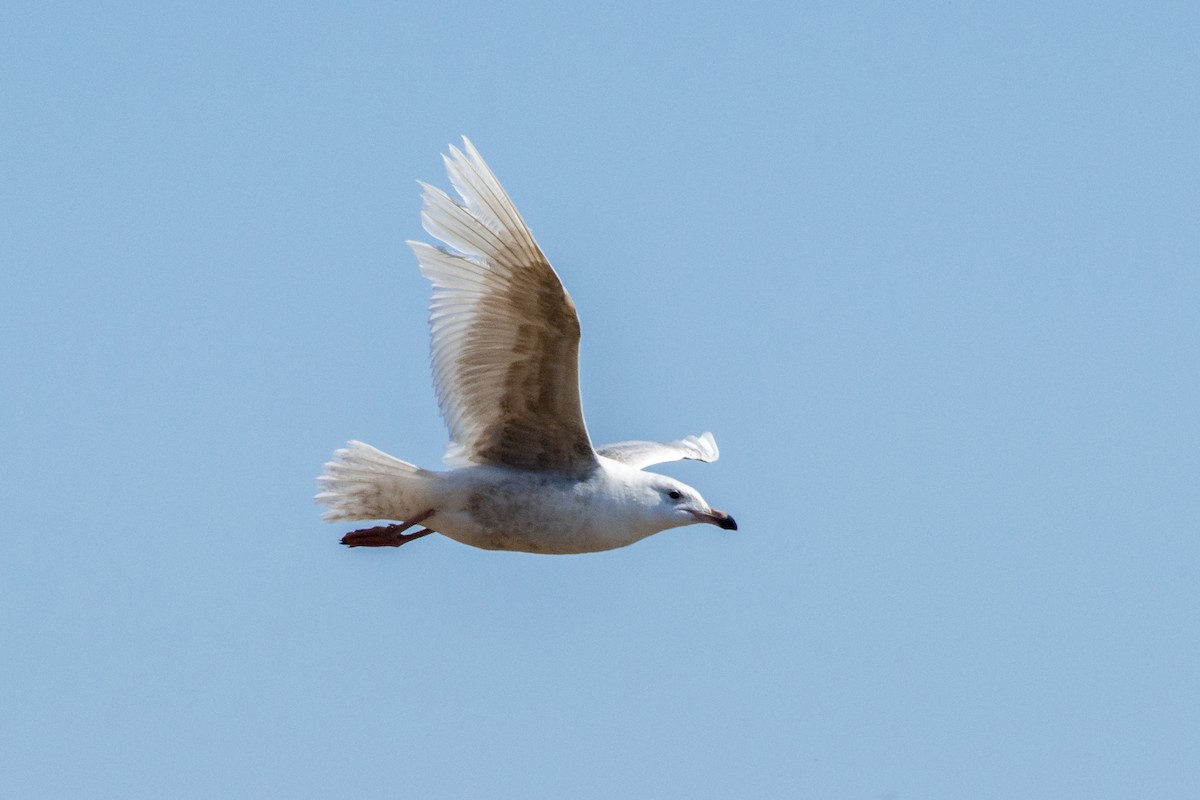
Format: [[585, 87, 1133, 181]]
[[316, 441, 437, 522]]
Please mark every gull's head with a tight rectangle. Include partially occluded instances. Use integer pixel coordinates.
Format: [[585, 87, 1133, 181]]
[[644, 475, 737, 533]]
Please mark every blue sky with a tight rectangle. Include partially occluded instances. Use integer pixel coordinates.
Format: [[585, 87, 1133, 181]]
[[3, 2, 1198, 797]]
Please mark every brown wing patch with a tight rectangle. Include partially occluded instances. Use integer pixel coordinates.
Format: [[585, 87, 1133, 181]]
[[465, 265, 593, 473]]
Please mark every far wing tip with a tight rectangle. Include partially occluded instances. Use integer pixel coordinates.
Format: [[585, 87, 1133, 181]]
[[692, 431, 720, 462]]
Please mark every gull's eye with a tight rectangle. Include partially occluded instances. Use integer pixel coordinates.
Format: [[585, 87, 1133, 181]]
[[667, 490, 682, 501]]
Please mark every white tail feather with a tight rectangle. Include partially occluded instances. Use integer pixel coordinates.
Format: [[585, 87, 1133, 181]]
[[316, 441, 435, 522]]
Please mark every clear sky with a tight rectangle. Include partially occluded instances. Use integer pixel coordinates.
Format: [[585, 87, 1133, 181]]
[[3, 2, 1198, 798]]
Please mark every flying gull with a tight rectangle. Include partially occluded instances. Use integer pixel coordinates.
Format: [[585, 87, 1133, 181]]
[[316, 138, 736, 554]]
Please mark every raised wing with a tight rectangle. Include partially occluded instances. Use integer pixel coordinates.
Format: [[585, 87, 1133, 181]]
[[409, 138, 596, 475], [596, 432, 720, 470]]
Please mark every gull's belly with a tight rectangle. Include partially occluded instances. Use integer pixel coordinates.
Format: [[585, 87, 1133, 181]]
[[426, 470, 647, 555], [431, 501, 640, 555]]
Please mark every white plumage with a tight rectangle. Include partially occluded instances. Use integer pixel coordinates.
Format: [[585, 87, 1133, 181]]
[[317, 138, 736, 554]]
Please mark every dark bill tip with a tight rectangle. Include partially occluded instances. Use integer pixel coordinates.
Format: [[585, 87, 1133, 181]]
[[709, 509, 738, 531]]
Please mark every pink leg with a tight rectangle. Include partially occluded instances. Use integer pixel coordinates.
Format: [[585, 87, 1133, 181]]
[[341, 509, 436, 548]]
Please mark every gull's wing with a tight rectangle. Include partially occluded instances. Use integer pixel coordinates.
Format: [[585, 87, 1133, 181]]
[[596, 432, 720, 470], [409, 138, 596, 475]]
